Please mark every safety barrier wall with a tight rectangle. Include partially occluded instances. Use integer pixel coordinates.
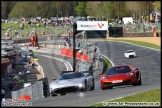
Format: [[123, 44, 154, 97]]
[[61, 48, 89, 62], [61, 39, 102, 82], [11, 81, 43, 100]]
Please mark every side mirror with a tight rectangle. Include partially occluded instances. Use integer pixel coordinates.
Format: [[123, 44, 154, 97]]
[[133, 68, 138, 70], [52, 78, 56, 80], [135, 68, 138, 70], [99, 72, 103, 75]]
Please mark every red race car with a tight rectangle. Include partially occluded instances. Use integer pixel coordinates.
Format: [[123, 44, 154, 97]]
[[100, 64, 142, 90]]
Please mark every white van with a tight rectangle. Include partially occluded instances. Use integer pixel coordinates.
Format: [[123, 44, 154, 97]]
[[122, 17, 133, 24]]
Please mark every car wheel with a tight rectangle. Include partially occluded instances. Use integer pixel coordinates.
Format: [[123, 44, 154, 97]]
[[91, 79, 95, 90], [138, 76, 142, 85], [102, 87, 107, 90], [81, 81, 87, 92], [60, 93, 66, 96], [133, 76, 139, 86], [84, 81, 87, 91], [108, 86, 113, 89], [51, 94, 57, 97]]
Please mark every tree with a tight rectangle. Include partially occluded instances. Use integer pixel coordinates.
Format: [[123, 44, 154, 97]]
[[154, 1, 161, 10], [55, 1, 60, 17], [1, 1, 17, 19], [8, 2, 23, 18], [125, 1, 140, 21], [86, 1, 101, 19], [100, 1, 114, 21], [75, 2, 86, 16], [112, 1, 131, 22]]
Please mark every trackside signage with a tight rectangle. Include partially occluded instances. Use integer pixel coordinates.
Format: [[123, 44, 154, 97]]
[[77, 21, 108, 31]]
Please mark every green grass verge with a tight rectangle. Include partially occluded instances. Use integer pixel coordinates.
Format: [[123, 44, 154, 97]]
[[102, 56, 112, 73], [87, 38, 160, 50], [1, 22, 72, 38], [107, 39, 160, 50], [89, 89, 161, 107]]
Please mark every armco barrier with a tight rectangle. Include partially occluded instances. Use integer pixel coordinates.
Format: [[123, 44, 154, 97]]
[[12, 37, 31, 43], [61, 48, 89, 62]]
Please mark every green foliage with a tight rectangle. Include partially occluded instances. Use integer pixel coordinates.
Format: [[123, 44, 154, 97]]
[[103, 56, 112, 73], [100, 1, 114, 20], [90, 89, 161, 107], [112, 1, 131, 19], [86, 2, 101, 18], [2, 1, 157, 21], [75, 2, 86, 16], [154, 1, 161, 10]]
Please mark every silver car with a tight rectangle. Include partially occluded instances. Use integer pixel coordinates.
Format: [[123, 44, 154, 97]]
[[49, 71, 95, 96]]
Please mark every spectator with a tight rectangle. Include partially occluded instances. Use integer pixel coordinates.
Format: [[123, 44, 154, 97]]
[[19, 23, 24, 29], [44, 19, 46, 27]]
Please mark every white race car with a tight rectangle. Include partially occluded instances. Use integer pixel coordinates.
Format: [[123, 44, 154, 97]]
[[124, 50, 136, 58]]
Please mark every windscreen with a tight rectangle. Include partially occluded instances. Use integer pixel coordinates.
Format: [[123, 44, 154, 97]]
[[126, 50, 134, 53], [59, 72, 85, 80], [106, 66, 131, 75]]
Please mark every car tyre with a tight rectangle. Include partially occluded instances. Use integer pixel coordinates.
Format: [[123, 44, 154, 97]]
[[138, 76, 142, 85], [91, 79, 95, 90], [84, 81, 87, 91], [101, 87, 107, 90], [51, 94, 57, 97], [133, 76, 139, 86], [108, 86, 113, 89], [81, 81, 87, 92], [60, 93, 66, 96]]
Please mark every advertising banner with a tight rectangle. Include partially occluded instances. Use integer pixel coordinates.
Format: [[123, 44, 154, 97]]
[[77, 21, 108, 31]]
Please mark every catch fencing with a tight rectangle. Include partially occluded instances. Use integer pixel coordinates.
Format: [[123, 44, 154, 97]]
[[69, 39, 103, 81]]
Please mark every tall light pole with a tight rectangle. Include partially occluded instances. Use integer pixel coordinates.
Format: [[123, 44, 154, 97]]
[[73, 23, 77, 71]]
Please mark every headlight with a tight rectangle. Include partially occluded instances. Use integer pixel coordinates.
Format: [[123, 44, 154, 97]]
[[102, 77, 108, 80], [78, 84, 83, 87], [128, 73, 133, 76]]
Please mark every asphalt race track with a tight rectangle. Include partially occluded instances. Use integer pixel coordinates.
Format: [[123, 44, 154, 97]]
[[35, 52, 81, 83], [30, 40, 161, 106]]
